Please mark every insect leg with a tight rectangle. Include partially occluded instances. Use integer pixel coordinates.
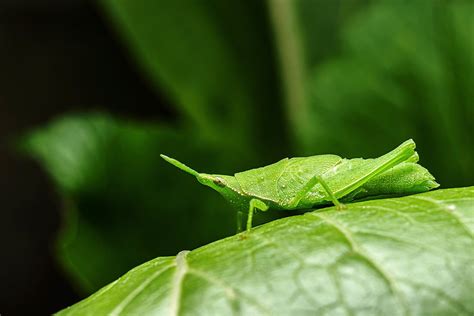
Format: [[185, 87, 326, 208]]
[[236, 211, 244, 233], [246, 199, 269, 232], [289, 175, 345, 210], [316, 176, 345, 210]]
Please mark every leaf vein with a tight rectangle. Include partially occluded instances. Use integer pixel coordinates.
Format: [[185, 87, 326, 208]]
[[399, 278, 473, 315], [329, 267, 354, 316], [169, 250, 190, 316], [188, 267, 271, 315], [311, 212, 410, 316], [109, 264, 175, 316], [410, 196, 474, 239]]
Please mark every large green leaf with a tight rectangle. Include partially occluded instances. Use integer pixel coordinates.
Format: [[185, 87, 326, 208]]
[[57, 187, 474, 315], [304, 0, 474, 187], [98, 0, 285, 158], [21, 114, 274, 293]]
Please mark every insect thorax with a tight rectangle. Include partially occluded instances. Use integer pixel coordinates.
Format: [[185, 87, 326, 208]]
[[234, 155, 343, 209]]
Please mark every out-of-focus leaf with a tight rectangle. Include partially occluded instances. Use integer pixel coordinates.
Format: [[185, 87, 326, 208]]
[[267, 0, 367, 148], [22, 114, 245, 292], [304, 0, 474, 187], [57, 187, 474, 315], [98, 0, 286, 158]]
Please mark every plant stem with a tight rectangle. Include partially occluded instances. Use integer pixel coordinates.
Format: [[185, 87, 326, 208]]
[[267, 0, 309, 149]]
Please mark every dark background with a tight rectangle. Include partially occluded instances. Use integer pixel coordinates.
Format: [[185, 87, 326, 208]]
[[0, 1, 170, 314]]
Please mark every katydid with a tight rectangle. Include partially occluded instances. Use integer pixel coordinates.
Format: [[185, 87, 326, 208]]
[[161, 139, 439, 232]]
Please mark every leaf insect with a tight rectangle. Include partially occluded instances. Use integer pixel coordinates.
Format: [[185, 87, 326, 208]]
[[161, 139, 439, 233]]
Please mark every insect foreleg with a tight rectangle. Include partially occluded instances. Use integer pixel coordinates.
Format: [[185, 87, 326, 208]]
[[246, 199, 269, 233], [289, 176, 345, 210], [236, 211, 244, 233]]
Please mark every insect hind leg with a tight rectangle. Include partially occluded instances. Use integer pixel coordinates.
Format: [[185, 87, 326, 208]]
[[289, 175, 345, 210], [316, 176, 345, 210]]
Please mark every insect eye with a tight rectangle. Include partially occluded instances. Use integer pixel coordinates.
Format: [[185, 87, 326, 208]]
[[213, 178, 226, 187]]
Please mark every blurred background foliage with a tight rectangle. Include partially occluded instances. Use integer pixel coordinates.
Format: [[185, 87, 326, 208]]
[[2, 0, 472, 313]]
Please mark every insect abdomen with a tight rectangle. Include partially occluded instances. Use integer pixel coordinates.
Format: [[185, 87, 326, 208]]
[[344, 162, 439, 201]]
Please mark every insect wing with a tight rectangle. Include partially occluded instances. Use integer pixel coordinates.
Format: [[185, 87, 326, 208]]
[[345, 162, 439, 200], [275, 155, 342, 206], [322, 139, 417, 199], [234, 158, 289, 204], [235, 155, 342, 208]]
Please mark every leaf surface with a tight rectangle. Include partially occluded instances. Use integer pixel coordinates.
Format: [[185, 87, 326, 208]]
[[98, 0, 284, 156], [58, 187, 474, 315], [304, 0, 474, 187]]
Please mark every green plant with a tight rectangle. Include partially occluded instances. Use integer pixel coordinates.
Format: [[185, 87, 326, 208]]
[[21, 0, 473, 314], [57, 187, 474, 315]]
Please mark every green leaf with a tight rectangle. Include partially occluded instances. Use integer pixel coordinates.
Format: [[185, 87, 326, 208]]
[[57, 187, 474, 315], [98, 0, 285, 157], [21, 114, 237, 292], [304, 0, 474, 187]]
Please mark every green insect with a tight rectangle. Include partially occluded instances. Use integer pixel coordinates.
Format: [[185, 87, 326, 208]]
[[161, 139, 439, 233]]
